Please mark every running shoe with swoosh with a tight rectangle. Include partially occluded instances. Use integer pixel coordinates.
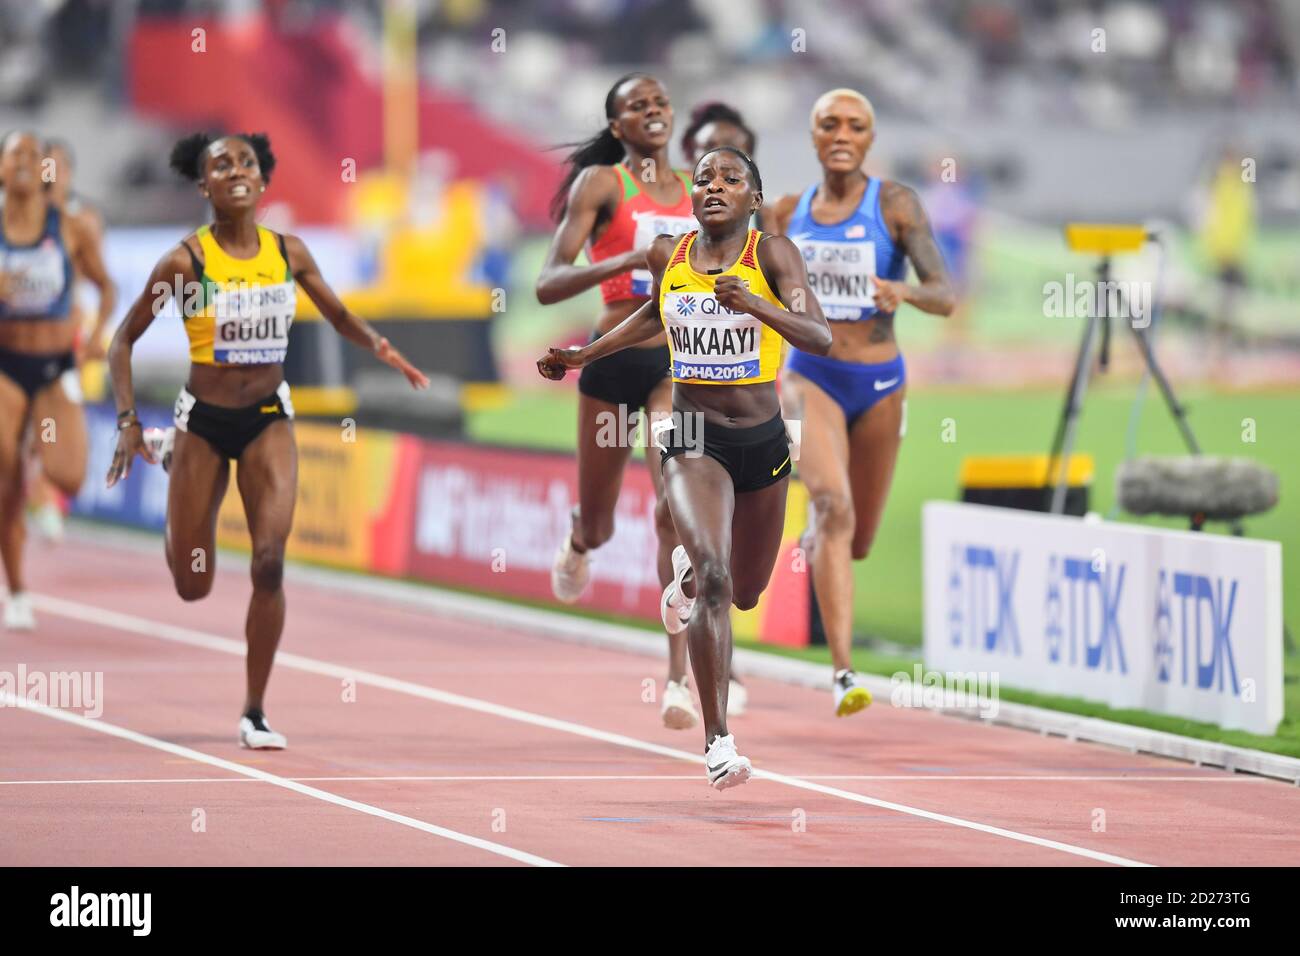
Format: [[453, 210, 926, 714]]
[[705, 733, 752, 790]]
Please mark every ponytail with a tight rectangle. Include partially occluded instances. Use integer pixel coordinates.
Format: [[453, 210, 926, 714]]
[[548, 128, 625, 222]]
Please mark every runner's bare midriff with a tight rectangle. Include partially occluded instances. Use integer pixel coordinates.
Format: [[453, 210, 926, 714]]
[[824, 313, 898, 364], [0, 318, 76, 354], [186, 362, 285, 407]]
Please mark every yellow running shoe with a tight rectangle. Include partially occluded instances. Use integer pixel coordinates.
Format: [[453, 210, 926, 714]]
[[834, 669, 872, 717]]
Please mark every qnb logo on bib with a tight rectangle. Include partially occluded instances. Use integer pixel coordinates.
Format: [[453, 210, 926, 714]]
[[212, 282, 295, 364], [664, 292, 762, 382], [797, 238, 877, 320], [630, 213, 697, 296], [3, 246, 66, 313]]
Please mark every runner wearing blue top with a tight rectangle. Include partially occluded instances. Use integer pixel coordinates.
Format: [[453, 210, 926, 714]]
[[770, 90, 955, 716], [0, 130, 115, 631]]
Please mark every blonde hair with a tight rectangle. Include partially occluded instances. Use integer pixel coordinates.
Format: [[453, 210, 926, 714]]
[[809, 88, 875, 129]]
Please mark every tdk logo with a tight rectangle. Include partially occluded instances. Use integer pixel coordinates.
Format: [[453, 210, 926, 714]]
[[1044, 555, 1127, 673], [947, 544, 1020, 656], [1153, 570, 1239, 694]]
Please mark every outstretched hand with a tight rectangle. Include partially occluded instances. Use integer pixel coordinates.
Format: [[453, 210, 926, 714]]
[[537, 346, 586, 381], [105, 424, 154, 489], [375, 337, 430, 390]]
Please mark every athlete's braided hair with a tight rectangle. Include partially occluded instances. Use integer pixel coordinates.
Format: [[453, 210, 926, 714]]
[[549, 72, 658, 222], [169, 132, 277, 186], [695, 145, 763, 195], [680, 102, 755, 164]]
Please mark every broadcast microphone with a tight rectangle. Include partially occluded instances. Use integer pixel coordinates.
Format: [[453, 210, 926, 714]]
[[1116, 456, 1279, 523]]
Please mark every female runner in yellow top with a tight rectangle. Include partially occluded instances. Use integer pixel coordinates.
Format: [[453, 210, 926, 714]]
[[106, 133, 427, 750], [539, 147, 831, 789]]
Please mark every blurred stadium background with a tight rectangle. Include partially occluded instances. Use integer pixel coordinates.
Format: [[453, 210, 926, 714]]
[[8, 0, 1297, 745]]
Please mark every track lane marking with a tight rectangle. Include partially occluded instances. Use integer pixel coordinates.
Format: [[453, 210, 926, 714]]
[[0, 774, 1261, 786], [28, 591, 1152, 866], [0, 691, 563, 867]]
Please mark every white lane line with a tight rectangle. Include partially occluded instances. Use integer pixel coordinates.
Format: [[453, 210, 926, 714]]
[[0, 774, 1261, 787], [0, 777, 259, 785], [0, 775, 699, 785], [54, 523, 1300, 789], [0, 691, 562, 867], [27, 591, 1152, 867]]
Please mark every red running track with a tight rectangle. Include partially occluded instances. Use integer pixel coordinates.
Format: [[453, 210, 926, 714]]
[[2, 532, 1299, 867]]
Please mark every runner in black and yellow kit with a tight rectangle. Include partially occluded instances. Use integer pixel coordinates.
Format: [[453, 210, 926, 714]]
[[106, 133, 427, 750], [539, 147, 831, 788], [536, 73, 705, 730]]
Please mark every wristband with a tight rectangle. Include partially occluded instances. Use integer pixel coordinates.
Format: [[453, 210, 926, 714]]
[[117, 417, 140, 431], [116, 407, 136, 421]]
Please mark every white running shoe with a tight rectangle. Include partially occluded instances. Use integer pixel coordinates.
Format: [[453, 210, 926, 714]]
[[3, 592, 35, 631], [32, 502, 64, 544], [704, 733, 752, 790], [550, 533, 591, 604], [143, 426, 175, 473], [238, 714, 287, 750], [833, 668, 873, 717], [727, 679, 748, 718], [661, 677, 698, 730], [660, 544, 695, 635]]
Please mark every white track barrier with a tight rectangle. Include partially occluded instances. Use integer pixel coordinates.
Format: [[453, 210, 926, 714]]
[[923, 502, 1283, 735]]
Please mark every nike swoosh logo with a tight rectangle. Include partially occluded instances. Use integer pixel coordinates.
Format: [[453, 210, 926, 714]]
[[771, 455, 790, 476], [669, 283, 688, 290], [874, 377, 900, 391], [261, 405, 280, 414]]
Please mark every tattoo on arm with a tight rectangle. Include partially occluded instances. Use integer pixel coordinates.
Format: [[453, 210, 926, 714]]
[[881, 182, 955, 316]]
